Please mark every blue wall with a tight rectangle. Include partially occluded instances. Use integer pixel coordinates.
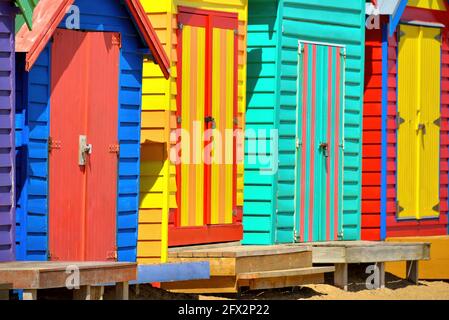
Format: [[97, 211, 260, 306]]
[[15, 0, 146, 262]]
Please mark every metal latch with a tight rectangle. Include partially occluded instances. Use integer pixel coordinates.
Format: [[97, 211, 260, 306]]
[[205, 116, 216, 129], [79, 135, 92, 166], [48, 137, 61, 151], [109, 144, 120, 155]]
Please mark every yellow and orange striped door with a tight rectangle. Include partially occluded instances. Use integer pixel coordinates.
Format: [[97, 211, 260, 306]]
[[172, 8, 241, 245]]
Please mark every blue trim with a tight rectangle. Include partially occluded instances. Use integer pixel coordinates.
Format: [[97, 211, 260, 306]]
[[132, 262, 211, 284], [389, 0, 408, 37], [16, 0, 146, 262], [380, 23, 389, 240]]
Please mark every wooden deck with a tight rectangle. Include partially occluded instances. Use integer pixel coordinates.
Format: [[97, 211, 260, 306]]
[[385, 236, 449, 280], [162, 245, 335, 294], [0, 261, 136, 300], [289, 241, 431, 290]]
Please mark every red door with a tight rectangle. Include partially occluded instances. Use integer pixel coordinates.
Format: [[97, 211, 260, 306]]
[[49, 29, 120, 261]]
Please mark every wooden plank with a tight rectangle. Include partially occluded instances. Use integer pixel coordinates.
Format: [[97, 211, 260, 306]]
[[345, 244, 430, 263], [237, 266, 335, 280], [22, 289, 37, 300], [406, 261, 419, 284], [312, 246, 347, 263], [115, 282, 129, 300], [239, 273, 324, 291], [236, 251, 313, 274], [173, 245, 312, 258], [0, 290, 9, 300], [161, 276, 238, 294], [386, 236, 449, 279], [168, 257, 236, 276], [0, 262, 137, 289], [310, 243, 430, 263], [334, 263, 348, 291]]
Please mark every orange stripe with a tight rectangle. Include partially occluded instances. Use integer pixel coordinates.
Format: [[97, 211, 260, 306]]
[[218, 29, 228, 225], [188, 28, 198, 227]]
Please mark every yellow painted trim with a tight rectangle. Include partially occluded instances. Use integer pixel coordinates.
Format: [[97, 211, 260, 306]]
[[408, 0, 447, 10]]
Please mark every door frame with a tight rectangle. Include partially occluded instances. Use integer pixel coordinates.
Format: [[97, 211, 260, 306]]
[[169, 7, 242, 246], [294, 39, 346, 242]]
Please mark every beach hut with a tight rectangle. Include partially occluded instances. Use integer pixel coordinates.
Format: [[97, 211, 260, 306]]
[[14, 0, 170, 262], [0, 0, 35, 262], [362, 0, 449, 240], [137, 0, 248, 254], [243, 0, 367, 245]]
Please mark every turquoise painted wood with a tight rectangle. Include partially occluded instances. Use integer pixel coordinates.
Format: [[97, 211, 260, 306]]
[[243, 0, 366, 244]]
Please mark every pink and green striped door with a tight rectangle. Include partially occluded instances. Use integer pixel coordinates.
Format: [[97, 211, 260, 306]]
[[295, 42, 345, 242]]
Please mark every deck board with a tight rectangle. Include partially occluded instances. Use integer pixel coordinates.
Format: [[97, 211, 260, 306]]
[[0, 261, 137, 290]]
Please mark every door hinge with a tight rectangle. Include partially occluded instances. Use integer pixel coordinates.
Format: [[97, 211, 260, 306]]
[[109, 144, 120, 155], [338, 230, 344, 240], [48, 137, 62, 151], [112, 33, 121, 48], [234, 28, 238, 36], [107, 250, 118, 260], [296, 138, 301, 149], [397, 116, 405, 127], [396, 201, 404, 215], [232, 209, 237, 217], [435, 33, 442, 42], [432, 203, 440, 213], [433, 118, 441, 127], [177, 115, 182, 124], [233, 117, 239, 126], [178, 23, 184, 31]]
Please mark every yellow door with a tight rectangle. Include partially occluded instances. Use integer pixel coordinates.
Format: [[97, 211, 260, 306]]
[[397, 24, 441, 220], [210, 27, 236, 225]]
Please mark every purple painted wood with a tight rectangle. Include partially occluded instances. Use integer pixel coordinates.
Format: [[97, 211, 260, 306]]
[[0, 0, 17, 262]]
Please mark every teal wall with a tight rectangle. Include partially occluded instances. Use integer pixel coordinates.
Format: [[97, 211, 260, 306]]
[[243, 0, 366, 244]]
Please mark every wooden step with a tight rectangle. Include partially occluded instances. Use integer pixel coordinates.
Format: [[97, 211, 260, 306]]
[[238, 266, 335, 280]]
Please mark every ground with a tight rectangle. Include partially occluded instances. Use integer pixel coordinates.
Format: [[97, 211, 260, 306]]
[[130, 265, 449, 300]]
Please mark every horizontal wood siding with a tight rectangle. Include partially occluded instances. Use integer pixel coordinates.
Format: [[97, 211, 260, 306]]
[[386, 27, 449, 237], [0, 4, 15, 262], [362, 27, 383, 241], [243, 0, 279, 244], [16, 0, 146, 262], [279, 0, 366, 241]]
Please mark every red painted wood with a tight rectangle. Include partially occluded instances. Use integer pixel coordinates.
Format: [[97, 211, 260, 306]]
[[49, 29, 119, 261], [168, 224, 243, 247], [362, 27, 383, 240], [385, 7, 449, 237]]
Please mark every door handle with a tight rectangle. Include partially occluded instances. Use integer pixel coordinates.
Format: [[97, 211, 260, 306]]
[[79, 135, 92, 166], [205, 116, 216, 129], [319, 142, 329, 158]]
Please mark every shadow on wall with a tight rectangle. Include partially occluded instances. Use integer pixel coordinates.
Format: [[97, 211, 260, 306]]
[[139, 142, 168, 208], [246, 0, 279, 109]]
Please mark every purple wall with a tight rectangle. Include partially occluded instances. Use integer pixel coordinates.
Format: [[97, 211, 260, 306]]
[[0, 1, 16, 262]]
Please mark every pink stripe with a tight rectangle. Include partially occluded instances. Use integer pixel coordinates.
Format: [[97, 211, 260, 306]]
[[309, 44, 317, 242], [300, 44, 308, 242], [326, 46, 332, 241], [334, 47, 341, 240]]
